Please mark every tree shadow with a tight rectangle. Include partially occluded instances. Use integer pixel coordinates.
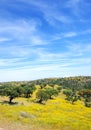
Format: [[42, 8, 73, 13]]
[[0, 100, 18, 105], [35, 100, 46, 105]]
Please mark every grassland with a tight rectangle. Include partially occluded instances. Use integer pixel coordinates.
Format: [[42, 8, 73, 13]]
[[0, 92, 91, 130]]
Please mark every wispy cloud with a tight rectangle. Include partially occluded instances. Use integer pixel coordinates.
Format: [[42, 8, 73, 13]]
[[67, 0, 80, 8], [0, 0, 91, 81], [0, 43, 90, 69], [52, 31, 77, 40], [0, 19, 47, 46], [0, 60, 91, 82], [66, 0, 91, 21], [0, 37, 11, 42], [51, 28, 91, 41], [18, 0, 73, 26], [67, 43, 91, 54], [66, 0, 82, 16]]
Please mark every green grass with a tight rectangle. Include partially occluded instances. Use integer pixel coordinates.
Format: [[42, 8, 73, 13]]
[[0, 94, 91, 130]]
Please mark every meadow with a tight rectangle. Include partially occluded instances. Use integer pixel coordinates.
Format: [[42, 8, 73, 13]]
[[0, 92, 91, 130]]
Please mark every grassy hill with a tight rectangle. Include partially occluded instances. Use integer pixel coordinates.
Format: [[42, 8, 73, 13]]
[[0, 93, 91, 130], [0, 76, 91, 130]]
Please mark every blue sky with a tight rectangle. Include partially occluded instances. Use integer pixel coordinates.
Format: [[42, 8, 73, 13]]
[[0, 0, 91, 81]]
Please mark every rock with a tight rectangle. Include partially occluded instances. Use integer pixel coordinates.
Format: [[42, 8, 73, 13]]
[[20, 111, 36, 119]]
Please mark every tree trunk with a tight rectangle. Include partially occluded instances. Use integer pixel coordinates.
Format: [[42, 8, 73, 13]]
[[38, 98, 42, 103], [9, 97, 13, 104], [25, 94, 30, 98]]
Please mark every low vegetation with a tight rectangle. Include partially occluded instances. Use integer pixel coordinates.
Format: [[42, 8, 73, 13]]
[[0, 76, 91, 130]]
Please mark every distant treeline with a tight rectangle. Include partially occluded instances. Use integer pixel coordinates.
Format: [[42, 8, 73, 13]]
[[34, 76, 91, 90], [0, 76, 91, 107], [0, 76, 91, 90]]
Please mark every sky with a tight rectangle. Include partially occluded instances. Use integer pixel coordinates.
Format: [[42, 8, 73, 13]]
[[0, 0, 91, 81]]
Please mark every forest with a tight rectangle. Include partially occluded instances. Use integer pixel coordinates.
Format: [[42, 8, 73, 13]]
[[0, 76, 91, 106]]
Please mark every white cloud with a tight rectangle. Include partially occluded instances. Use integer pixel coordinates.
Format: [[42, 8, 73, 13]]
[[0, 62, 91, 82], [82, 29, 91, 34], [51, 28, 91, 41], [0, 42, 91, 81], [66, 0, 81, 13], [66, 0, 90, 20], [64, 32, 77, 37], [67, 0, 80, 7], [51, 31, 77, 41], [0, 19, 47, 46], [0, 0, 91, 81], [0, 44, 91, 76], [0, 37, 11, 42], [67, 43, 91, 54], [0, 58, 25, 67], [19, 0, 72, 26]]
